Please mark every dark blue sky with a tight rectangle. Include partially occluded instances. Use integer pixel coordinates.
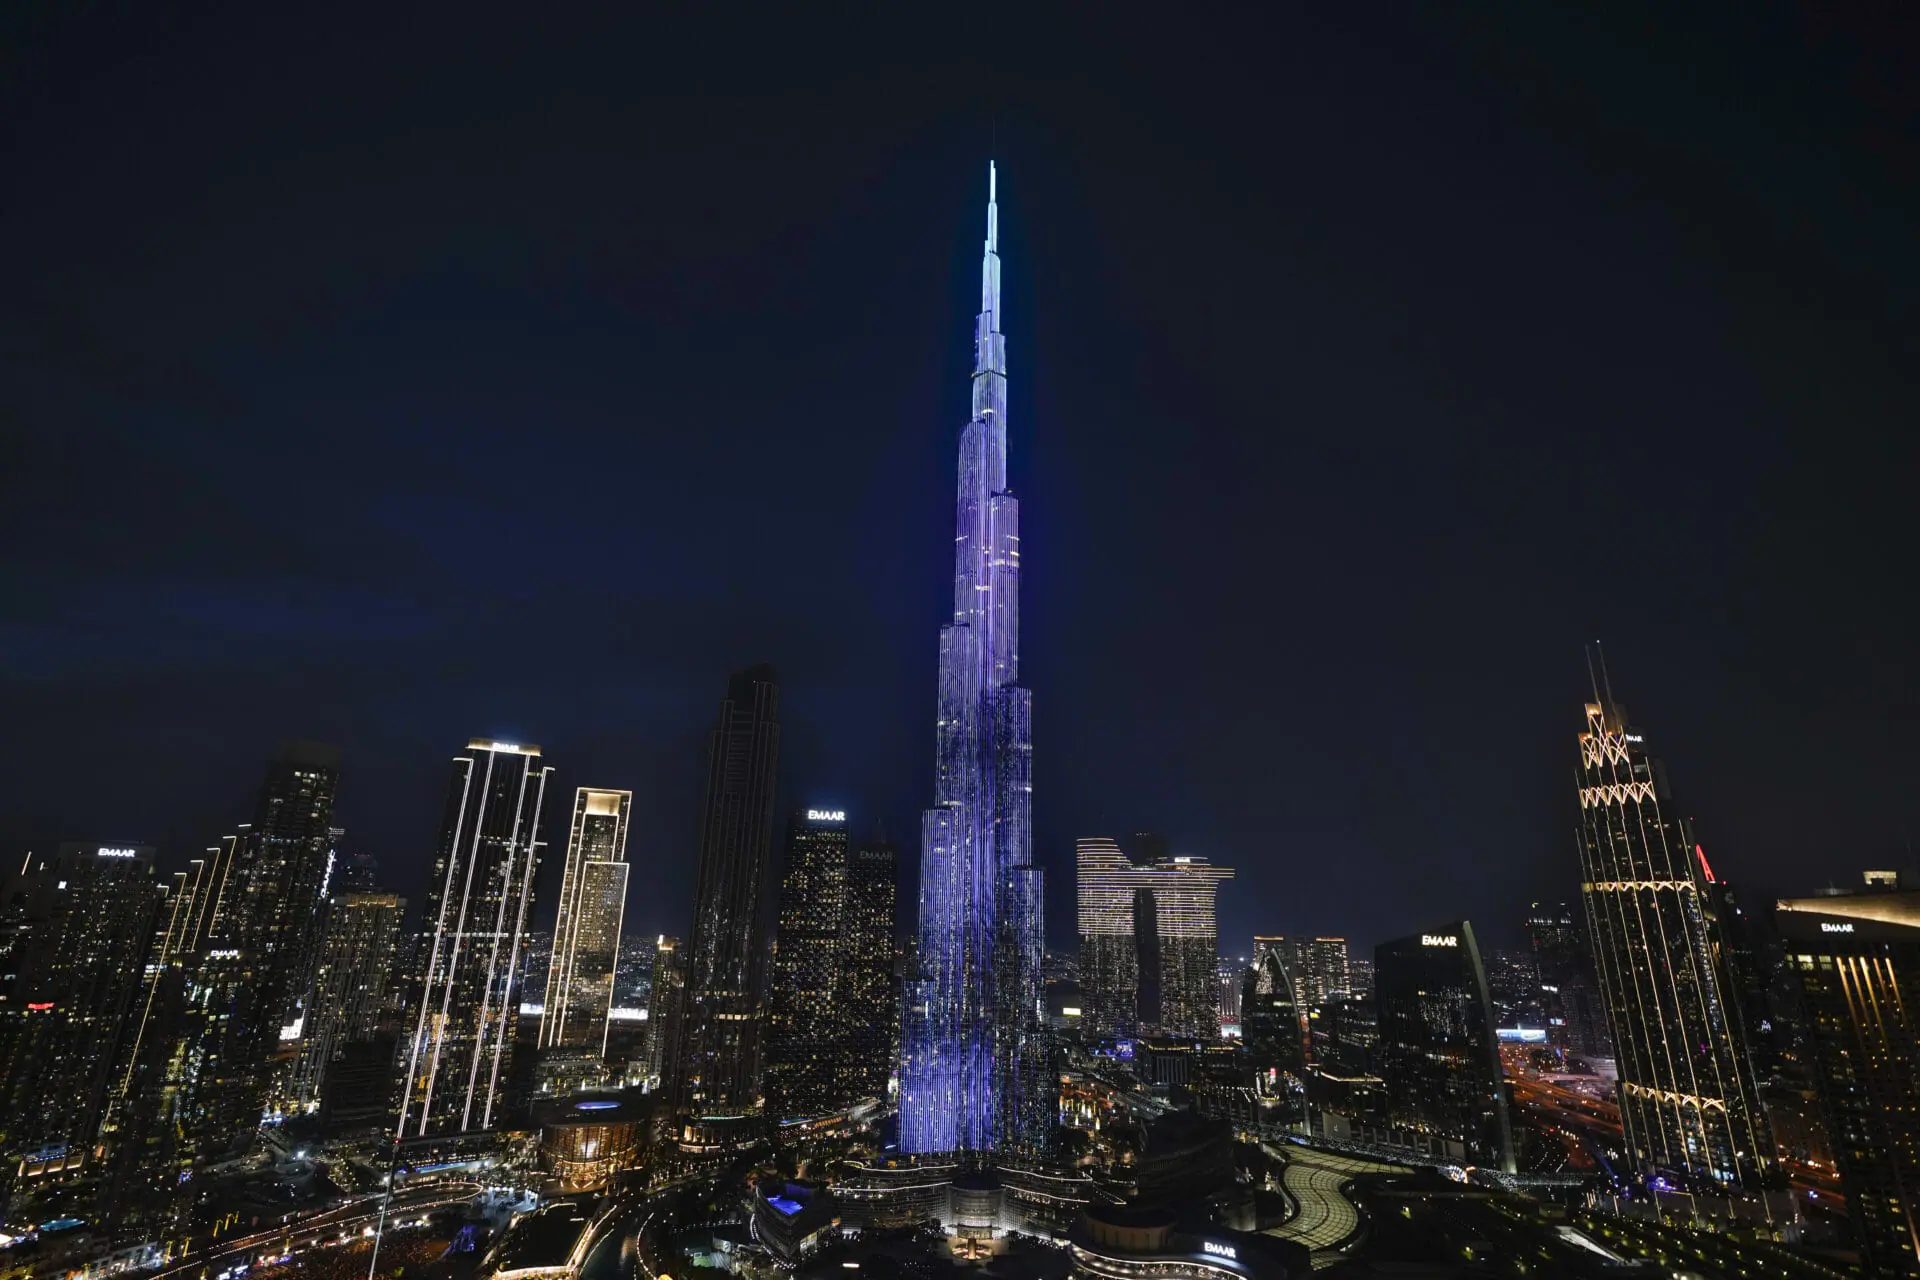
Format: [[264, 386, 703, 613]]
[[3, 6, 1915, 953]]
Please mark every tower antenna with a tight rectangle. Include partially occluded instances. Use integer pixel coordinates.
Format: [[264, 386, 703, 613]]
[[1595, 639, 1618, 715], [1584, 642, 1604, 707]]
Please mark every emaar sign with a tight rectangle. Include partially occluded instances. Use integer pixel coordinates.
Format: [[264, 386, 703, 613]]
[[806, 809, 846, 823], [1202, 1243, 1237, 1261], [1421, 934, 1458, 947]]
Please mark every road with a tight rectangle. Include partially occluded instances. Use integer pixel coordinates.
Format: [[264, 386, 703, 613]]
[[145, 1181, 485, 1280]]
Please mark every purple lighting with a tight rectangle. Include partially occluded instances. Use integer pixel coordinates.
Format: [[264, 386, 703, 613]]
[[898, 163, 1047, 1155]]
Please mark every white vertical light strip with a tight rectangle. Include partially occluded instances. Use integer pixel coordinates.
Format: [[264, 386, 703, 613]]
[[420, 750, 493, 1135], [465, 751, 529, 1132], [486, 764, 548, 1129], [400, 756, 475, 1138]]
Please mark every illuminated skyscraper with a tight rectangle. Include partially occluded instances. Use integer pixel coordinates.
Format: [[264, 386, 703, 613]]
[[540, 788, 632, 1054], [838, 838, 899, 1103], [397, 739, 551, 1137], [1074, 836, 1233, 1039], [184, 742, 340, 1153], [1373, 923, 1514, 1171], [1576, 690, 1772, 1187], [293, 888, 404, 1108], [1304, 938, 1352, 1006], [901, 164, 1049, 1154], [1526, 900, 1610, 1058], [0, 844, 164, 1176], [1777, 880, 1920, 1278], [766, 810, 852, 1119], [673, 666, 780, 1112], [644, 935, 684, 1091]]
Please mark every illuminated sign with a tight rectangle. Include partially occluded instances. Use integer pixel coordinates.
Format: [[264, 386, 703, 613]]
[[490, 742, 519, 752], [1625, 734, 1644, 743], [1061, 1006, 1081, 1017], [206, 949, 241, 959], [806, 809, 846, 823], [1202, 1243, 1237, 1260], [1821, 922, 1855, 933], [1421, 934, 1458, 947], [96, 847, 137, 858]]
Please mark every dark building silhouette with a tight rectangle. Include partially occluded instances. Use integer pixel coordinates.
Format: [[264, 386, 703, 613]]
[[1525, 901, 1610, 1059], [645, 935, 684, 1091], [1576, 690, 1772, 1188], [1241, 948, 1306, 1123], [396, 739, 552, 1137], [672, 666, 780, 1112], [1371, 922, 1514, 1171], [1777, 880, 1920, 1279], [183, 742, 341, 1156]]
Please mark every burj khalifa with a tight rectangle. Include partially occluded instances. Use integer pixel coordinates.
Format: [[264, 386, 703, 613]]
[[899, 164, 1050, 1155]]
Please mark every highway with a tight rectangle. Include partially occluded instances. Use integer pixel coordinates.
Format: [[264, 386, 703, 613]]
[[144, 1181, 486, 1280]]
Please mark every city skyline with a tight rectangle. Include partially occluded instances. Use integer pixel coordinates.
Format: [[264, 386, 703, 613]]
[[7, 11, 1912, 962]]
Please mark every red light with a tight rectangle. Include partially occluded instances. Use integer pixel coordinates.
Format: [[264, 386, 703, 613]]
[[1696, 843, 1717, 883], [26, 1002, 53, 1012]]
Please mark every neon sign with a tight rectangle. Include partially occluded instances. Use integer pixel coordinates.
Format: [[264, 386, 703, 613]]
[[1821, 922, 1855, 933], [97, 847, 137, 858], [1421, 934, 1458, 947], [807, 809, 846, 822], [1203, 1243, 1237, 1260]]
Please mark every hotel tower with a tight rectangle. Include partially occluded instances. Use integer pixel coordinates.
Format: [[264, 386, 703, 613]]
[[899, 164, 1049, 1154], [1576, 685, 1771, 1187]]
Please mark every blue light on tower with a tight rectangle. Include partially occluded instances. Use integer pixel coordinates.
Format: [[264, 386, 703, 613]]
[[898, 163, 1048, 1155]]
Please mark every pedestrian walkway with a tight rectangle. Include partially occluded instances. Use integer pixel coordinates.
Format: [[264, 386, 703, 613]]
[[1262, 1144, 1401, 1268]]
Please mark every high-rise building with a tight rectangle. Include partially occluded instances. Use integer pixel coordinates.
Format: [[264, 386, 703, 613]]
[[1576, 691, 1772, 1187], [1372, 923, 1514, 1171], [397, 739, 551, 1137], [1241, 949, 1306, 1088], [1525, 901, 1610, 1058], [1304, 938, 1352, 1006], [293, 889, 404, 1107], [1078, 838, 1142, 1039], [1777, 880, 1920, 1278], [839, 838, 899, 1104], [644, 935, 684, 1091], [673, 666, 780, 1113], [184, 742, 341, 1154], [0, 844, 164, 1178], [901, 164, 1049, 1156], [766, 810, 853, 1119], [1074, 837, 1233, 1040], [766, 816, 902, 1120], [539, 788, 632, 1055]]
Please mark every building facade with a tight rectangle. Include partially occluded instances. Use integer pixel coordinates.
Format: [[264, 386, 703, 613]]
[[840, 838, 899, 1103], [766, 810, 852, 1118], [1575, 694, 1772, 1187], [644, 935, 683, 1092], [539, 788, 631, 1054], [184, 742, 341, 1153], [1525, 900, 1610, 1058], [294, 888, 404, 1106], [901, 164, 1049, 1155], [1075, 836, 1233, 1040], [672, 666, 780, 1112], [0, 843, 164, 1181], [1371, 923, 1514, 1171], [1777, 882, 1920, 1278], [397, 739, 552, 1137]]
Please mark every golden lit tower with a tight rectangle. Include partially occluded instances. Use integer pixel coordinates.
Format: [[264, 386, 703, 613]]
[[1576, 677, 1771, 1188], [540, 788, 632, 1055]]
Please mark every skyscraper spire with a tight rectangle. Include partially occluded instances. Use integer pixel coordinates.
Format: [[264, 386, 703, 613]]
[[900, 165, 1047, 1155]]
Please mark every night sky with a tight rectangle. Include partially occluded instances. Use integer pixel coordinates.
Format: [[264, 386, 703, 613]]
[[5, 7, 1916, 956]]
